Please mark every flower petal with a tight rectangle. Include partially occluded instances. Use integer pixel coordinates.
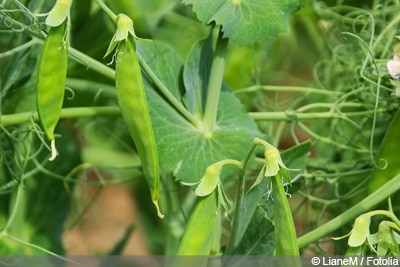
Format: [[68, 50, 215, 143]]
[[348, 214, 371, 247], [387, 60, 400, 79], [195, 162, 222, 196], [264, 147, 281, 177]]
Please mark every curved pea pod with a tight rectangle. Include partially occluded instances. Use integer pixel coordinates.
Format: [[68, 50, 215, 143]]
[[369, 108, 400, 193], [173, 191, 218, 267], [36, 20, 68, 161], [115, 33, 162, 218]]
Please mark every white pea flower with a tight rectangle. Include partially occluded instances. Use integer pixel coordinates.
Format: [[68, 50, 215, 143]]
[[387, 43, 400, 96], [387, 59, 400, 80]]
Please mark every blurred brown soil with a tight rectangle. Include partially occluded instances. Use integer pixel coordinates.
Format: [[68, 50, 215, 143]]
[[62, 181, 149, 255]]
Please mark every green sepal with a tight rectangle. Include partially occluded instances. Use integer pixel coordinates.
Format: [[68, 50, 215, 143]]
[[104, 14, 138, 58]]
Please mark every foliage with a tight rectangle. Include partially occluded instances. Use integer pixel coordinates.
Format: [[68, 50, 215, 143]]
[[1, 0, 400, 259]]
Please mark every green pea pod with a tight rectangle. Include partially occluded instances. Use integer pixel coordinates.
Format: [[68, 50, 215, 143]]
[[175, 191, 218, 259], [115, 32, 162, 218], [369, 108, 400, 193], [37, 20, 68, 161], [271, 174, 300, 257]]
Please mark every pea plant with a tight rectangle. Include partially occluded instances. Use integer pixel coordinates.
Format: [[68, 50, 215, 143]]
[[1, 0, 400, 260]]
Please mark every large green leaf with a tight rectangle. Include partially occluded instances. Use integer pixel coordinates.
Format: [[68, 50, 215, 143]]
[[137, 39, 261, 183], [149, 86, 261, 183], [182, 0, 305, 46]]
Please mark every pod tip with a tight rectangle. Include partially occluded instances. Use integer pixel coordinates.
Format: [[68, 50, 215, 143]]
[[153, 200, 164, 219], [49, 139, 58, 161]]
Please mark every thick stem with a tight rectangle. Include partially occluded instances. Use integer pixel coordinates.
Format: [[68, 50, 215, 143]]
[[202, 30, 228, 137]]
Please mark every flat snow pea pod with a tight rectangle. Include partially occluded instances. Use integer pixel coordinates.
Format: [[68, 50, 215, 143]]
[[174, 191, 218, 265], [369, 107, 400, 193], [115, 31, 162, 218], [37, 19, 68, 161]]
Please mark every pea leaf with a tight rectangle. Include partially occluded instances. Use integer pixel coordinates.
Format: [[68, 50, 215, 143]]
[[137, 39, 261, 183], [183, 33, 213, 116], [149, 86, 260, 183], [182, 0, 305, 46], [137, 39, 183, 100], [230, 205, 275, 255]]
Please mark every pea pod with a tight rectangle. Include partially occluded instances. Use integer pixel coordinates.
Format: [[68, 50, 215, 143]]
[[112, 15, 162, 218], [369, 107, 400, 193], [253, 139, 301, 261], [36, 19, 68, 161], [271, 174, 300, 256], [174, 191, 218, 265]]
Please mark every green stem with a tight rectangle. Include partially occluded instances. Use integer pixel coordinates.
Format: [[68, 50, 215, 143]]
[[69, 46, 115, 80], [4, 234, 82, 266], [362, 210, 400, 228], [94, 0, 117, 22], [0, 180, 24, 236], [296, 102, 368, 113], [32, 35, 115, 81], [1, 106, 120, 127], [202, 30, 228, 136], [373, 11, 400, 54], [297, 173, 400, 248], [136, 54, 200, 127], [234, 85, 342, 97], [0, 39, 41, 58], [297, 121, 369, 154], [249, 109, 387, 121], [66, 78, 116, 98]]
